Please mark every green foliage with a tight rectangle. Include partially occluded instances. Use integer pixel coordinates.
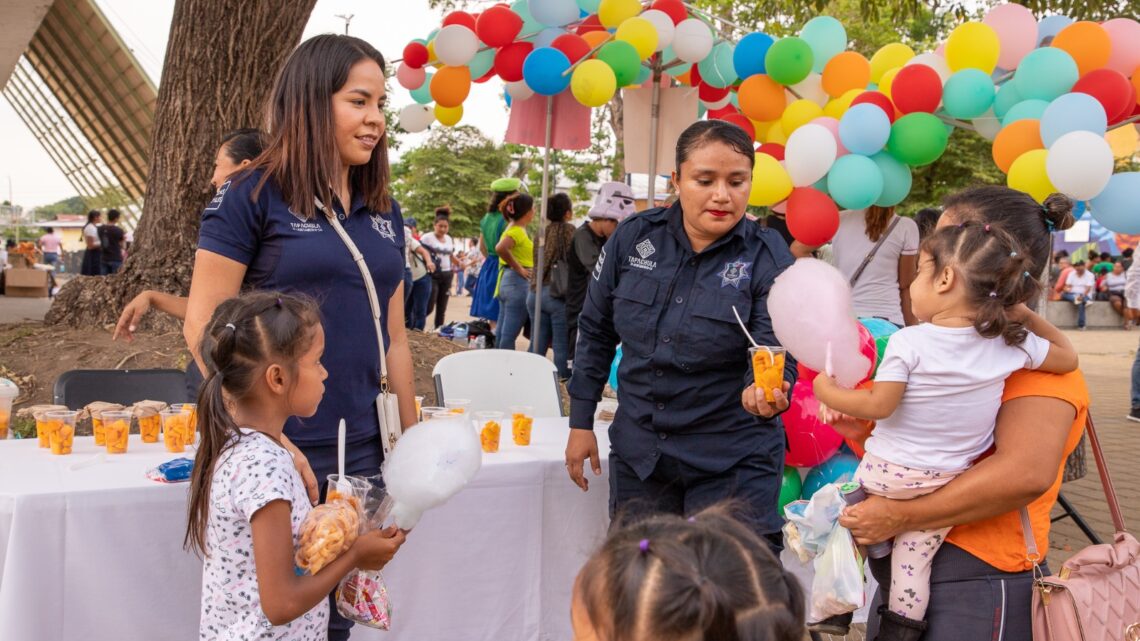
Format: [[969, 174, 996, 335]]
[[35, 195, 87, 217], [907, 128, 1006, 212], [391, 125, 511, 237]]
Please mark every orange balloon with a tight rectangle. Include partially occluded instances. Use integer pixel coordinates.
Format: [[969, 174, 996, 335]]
[[1051, 21, 1112, 76], [675, 69, 692, 85], [821, 51, 871, 99], [430, 65, 471, 108], [582, 31, 610, 50], [1132, 65, 1140, 106], [991, 118, 1043, 174], [738, 74, 787, 122]]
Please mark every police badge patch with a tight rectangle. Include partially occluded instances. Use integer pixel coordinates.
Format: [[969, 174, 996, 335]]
[[718, 260, 752, 289], [370, 214, 396, 241]]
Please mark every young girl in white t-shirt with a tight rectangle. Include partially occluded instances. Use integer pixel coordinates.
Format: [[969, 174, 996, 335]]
[[813, 222, 1078, 636], [185, 292, 406, 641]]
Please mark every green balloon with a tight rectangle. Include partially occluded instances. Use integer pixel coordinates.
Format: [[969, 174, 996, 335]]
[[779, 466, 803, 512], [942, 69, 995, 120], [764, 37, 814, 86], [886, 112, 949, 167], [411, 72, 434, 104], [597, 41, 641, 87]]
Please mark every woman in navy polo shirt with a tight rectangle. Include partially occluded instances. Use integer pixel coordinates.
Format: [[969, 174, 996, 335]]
[[184, 35, 416, 641]]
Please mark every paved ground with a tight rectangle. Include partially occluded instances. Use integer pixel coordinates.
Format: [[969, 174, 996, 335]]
[[0, 296, 53, 323]]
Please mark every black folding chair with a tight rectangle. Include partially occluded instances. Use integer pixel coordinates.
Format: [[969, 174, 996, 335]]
[[53, 369, 190, 409]]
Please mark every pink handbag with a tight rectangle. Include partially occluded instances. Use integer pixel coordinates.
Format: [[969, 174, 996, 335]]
[[1030, 416, 1140, 641]]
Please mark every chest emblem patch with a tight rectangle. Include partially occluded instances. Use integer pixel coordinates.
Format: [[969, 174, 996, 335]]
[[718, 260, 752, 289], [371, 214, 396, 241]]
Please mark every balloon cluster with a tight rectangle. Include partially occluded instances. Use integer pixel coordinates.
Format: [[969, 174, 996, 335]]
[[398, 2, 1140, 238]]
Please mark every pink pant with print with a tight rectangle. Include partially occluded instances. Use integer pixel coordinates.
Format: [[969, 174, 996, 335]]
[[855, 452, 962, 620]]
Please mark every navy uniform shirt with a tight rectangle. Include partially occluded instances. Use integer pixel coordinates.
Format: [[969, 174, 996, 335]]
[[568, 202, 797, 479], [197, 169, 405, 447]]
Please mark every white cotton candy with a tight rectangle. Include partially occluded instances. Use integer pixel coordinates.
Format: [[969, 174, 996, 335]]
[[383, 416, 482, 530]]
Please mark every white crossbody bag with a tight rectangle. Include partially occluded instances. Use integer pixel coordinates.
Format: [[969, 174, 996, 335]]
[[316, 198, 404, 456]]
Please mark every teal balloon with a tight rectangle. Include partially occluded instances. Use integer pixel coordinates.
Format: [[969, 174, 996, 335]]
[[870, 152, 912, 207], [698, 102, 707, 118], [729, 92, 739, 107], [812, 174, 829, 195], [633, 64, 651, 85], [1013, 47, 1078, 102], [511, 0, 543, 41], [943, 69, 995, 119], [468, 48, 495, 78], [779, 466, 803, 512], [802, 453, 861, 500], [576, 0, 601, 11], [993, 82, 1022, 120], [800, 16, 846, 73], [1089, 173, 1140, 234], [858, 317, 899, 375], [828, 155, 884, 210], [887, 112, 949, 167], [765, 37, 814, 86], [698, 41, 738, 88], [411, 73, 434, 104], [597, 41, 641, 87], [1001, 99, 1049, 127], [608, 345, 623, 390], [663, 46, 689, 77]]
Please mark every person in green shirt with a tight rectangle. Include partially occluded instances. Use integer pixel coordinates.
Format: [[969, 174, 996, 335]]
[[470, 177, 519, 324], [494, 192, 536, 351]]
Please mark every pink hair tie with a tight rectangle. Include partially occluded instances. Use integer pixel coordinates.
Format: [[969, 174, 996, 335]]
[[639, 539, 650, 554]]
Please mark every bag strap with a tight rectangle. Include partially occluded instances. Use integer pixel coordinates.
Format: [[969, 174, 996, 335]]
[[849, 216, 901, 288], [316, 199, 390, 392]]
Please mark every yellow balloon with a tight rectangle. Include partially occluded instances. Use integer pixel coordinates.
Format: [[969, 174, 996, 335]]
[[1106, 124, 1139, 159], [434, 103, 463, 126], [823, 88, 863, 119], [750, 153, 793, 207], [945, 22, 1000, 73], [878, 67, 901, 100], [1007, 149, 1056, 203], [426, 40, 437, 63], [766, 121, 787, 145], [869, 43, 914, 84], [752, 119, 777, 141], [780, 99, 823, 136], [598, 0, 641, 28], [571, 60, 618, 107], [615, 17, 658, 60]]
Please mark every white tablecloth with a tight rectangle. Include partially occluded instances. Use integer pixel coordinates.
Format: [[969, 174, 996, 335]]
[[0, 419, 611, 641]]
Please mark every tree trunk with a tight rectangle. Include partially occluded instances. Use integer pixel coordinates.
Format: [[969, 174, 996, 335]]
[[606, 93, 624, 182], [46, 0, 316, 328]]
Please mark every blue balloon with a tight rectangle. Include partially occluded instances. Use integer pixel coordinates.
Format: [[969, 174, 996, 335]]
[[992, 82, 1022, 120], [469, 48, 496, 79], [943, 69, 995, 120], [1001, 99, 1050, 127], [839, 103, 891, 156], [608, 345, 623, 391], [511, 0, 543, 41], [410, 72, 434, 104], [1089, 173, 1140, 234], [534, 27, 565, 48], [522, 47, 571, 95], [1013, 48, 1078, 102], [504, 91, 513, 108], [1037, 15, 1073, 45], [733, 32, 774, 79], [870, 152, 912, 207], [828, 155, 884, 210], [1040, 92, 1108, 147], [529, 0, 578, 26], [800, 16, 846, 73], [802, 453, 862, 500], [698, 41, 738, 88]]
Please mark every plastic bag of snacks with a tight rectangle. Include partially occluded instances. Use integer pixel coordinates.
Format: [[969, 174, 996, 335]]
[[133, 400, 167, 443], [294, 475, 368, 575], [335, 481, 396, 630]]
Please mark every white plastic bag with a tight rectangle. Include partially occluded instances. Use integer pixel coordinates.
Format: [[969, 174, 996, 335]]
[[808, 510, 865, 621]]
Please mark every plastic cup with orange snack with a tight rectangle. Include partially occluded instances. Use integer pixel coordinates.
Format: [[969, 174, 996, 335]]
[[419, 406, 448, 421], [101, 410, 132, 454], [475, 411, 503, 453], [172, 403, 198, 445], [134, 403, 164, 443], [44, 410, 78, 455], [444, 399, 471, 416], [749, 346, 787, 404], [509, 405, 534, 446], [0, 378, 17, 440], [161, 409, 190, 453], [414, 395, 424, 422]]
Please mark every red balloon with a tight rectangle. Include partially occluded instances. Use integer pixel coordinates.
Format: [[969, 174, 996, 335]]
[[698, 81, 731, 103], [552, 34, 591, 64], [856, 323, 877, 383], [707, 103, 740, 119], [651, 0, 688, 25], [891, 64, 942, 114], [494, 42, 533, 82], [796, 362, 819, 383], [402, 42, 429, 69], [442, 11, 477, 30], [851, 90, 897, 123], [689, 63, 703, 87], [474, 67, 497, 83], [477, 6, 523, 47], [720, 113, 756, 141], [1073, 69, 1134, 124], [784, 379, 844, 468], [757, 142, 785, 160], [786, 187, 840, 246], [576, 14, 606, 35]]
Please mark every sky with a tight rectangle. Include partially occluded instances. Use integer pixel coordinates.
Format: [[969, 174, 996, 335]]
[[0, 0, 513, 208]]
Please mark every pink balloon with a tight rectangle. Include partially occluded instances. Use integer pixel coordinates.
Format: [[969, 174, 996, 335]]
[[772, 199, 788, 214], [397, 63, 426, 90], [856, 323, 876, 384], [809, 116, 849, 157], [784, 379, 844, 468], [1103, 18, 1140, 76], [984, 4, 1037, 70]]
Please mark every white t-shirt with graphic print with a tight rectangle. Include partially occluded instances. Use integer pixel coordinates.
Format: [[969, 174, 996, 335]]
[[200, 430, 328, 641]]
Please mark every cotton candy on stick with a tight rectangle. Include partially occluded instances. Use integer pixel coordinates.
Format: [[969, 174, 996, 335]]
[[769, 258, 871, 388], [382, 416, 482, 530]]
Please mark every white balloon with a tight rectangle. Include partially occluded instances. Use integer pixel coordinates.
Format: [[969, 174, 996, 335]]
[[384, 416, 482, 530], [506, 80, 535, 101], [702, 94, 732, 110], [791, 73, 828, 107], [673, 18, 714, 63], [1046, 131, 1114, 201], [785, 124, 838, 187], [399, 104, 435, 133], [906, 53, 951, 84], [972, 107, 1001, 141], [434, 24, 479, 66], [640, 9, 676, 51]]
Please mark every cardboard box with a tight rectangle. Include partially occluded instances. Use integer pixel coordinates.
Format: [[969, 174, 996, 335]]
[[4, 268, 50, 298], [8, 254, 28, 269]]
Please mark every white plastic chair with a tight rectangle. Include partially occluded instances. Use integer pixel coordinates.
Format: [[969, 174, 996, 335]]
[[431, 350, 564, 417]]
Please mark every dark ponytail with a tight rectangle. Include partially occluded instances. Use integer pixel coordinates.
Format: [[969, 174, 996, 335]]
[[500, 193, 534, 222], [184, 291, 321, 556]]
